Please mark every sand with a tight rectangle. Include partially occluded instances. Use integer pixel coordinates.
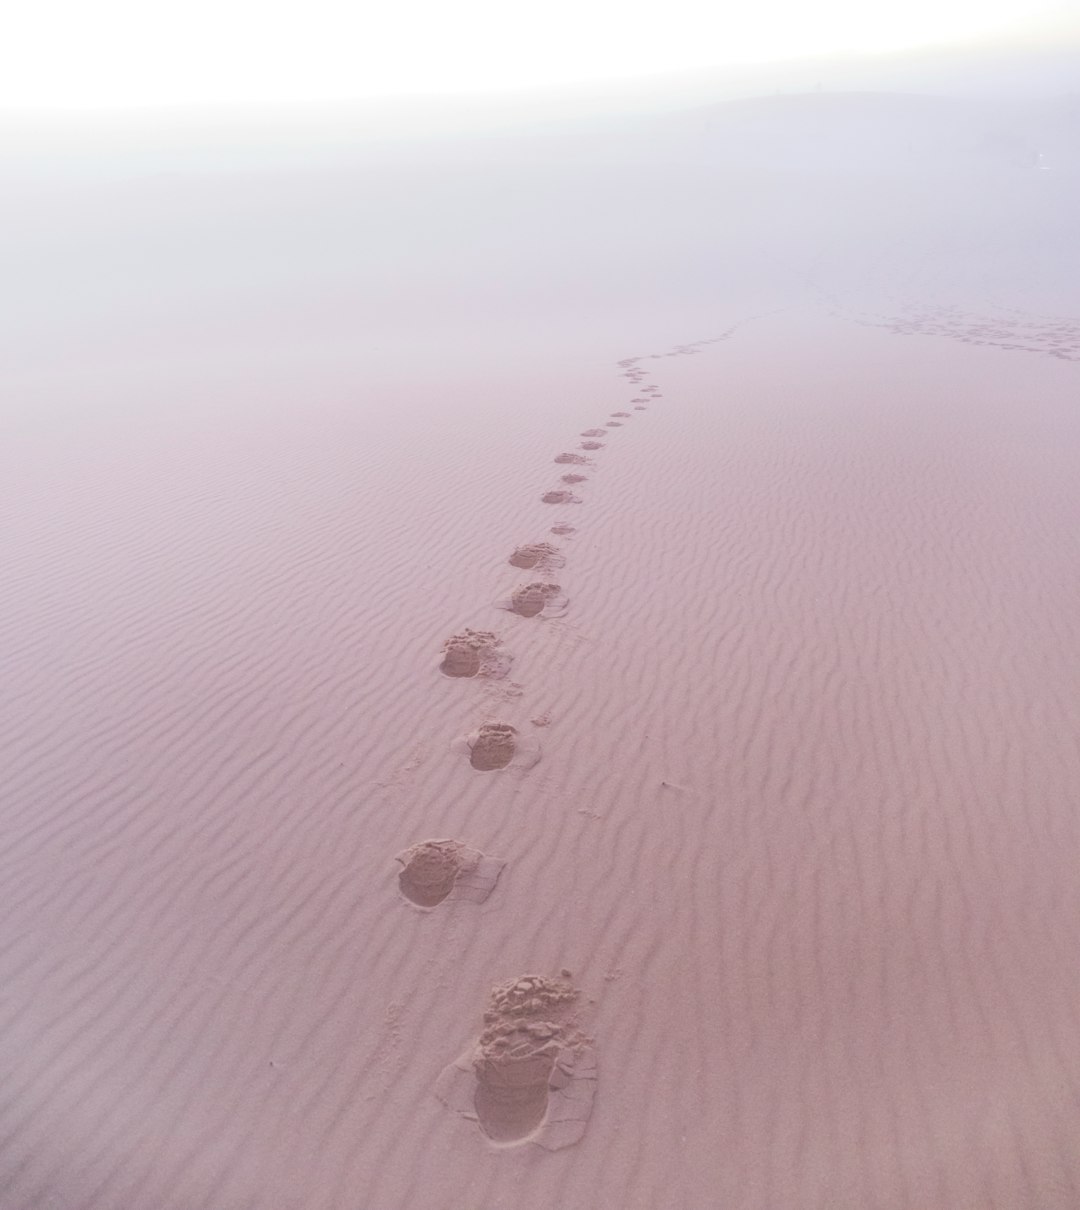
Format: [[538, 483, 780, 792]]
[[3, 91, 1080, 1209]]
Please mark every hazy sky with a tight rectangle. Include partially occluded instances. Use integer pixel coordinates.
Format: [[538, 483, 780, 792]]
[[4, 0, 1078, 109]]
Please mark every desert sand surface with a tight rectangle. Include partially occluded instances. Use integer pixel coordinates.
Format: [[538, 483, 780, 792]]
[[2, 90, 1080, 1209]]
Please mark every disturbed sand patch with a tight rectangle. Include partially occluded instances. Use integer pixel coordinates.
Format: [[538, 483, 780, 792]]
[[508, 543, 564, 571], [436, 973, 596, 1149], [495, 582, 568, 619], [452, 723, 541, 772], [439, 630, 511, 679], [395, 839, 505, 908]]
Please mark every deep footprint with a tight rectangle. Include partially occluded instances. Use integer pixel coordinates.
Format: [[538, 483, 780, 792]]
[[396, 838, 505, 908], [435, 973, 598, 1149], [439, 630, 510, 679], [508, 542, 565, 570], [498, 581, 567, 618]]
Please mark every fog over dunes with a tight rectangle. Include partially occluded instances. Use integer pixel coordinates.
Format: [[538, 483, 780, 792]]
[[2, 51, 1080, 1210]]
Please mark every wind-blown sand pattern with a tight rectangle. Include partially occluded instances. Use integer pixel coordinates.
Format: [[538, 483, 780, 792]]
[[395, 839, 505, 908], [4, 88, 1080, 1210], [438, 630, 511, 679], [435, 974, 597, 1150]]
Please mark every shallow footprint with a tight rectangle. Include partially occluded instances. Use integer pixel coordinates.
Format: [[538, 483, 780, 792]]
[[579, 441, 604, 451], [541, 489, 580, 505], [580, 428, 606, 437], [439, 630, 511, 679], [554, 452, 589, 465], [508, 542, 565, 571], [435, 973, 597, 1150], [605, 422, 623, 428], [495, 581, 568, 619], [550, 523, 576, 536], [453, 722, 541, 772], [610, 412, 631, 418], [396, 838, 505, 908], [560, 473, 587, 484]]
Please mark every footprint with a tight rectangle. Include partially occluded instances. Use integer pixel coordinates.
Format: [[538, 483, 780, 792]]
[[453, 723, 541, 771], [560, 473, 587, 485], [435, 973, 597, 1149], [495, 581, 568, 619], [508, 542, 565, 570], [580, 428, 606, 437], [549, 523, 576, 536], [541, 489, 580, 505], [579, 441, 603, 451], [554, 452, 589, 465], [610, 412, 631, 418], [605, 422, 622, 428], [633, 405, 646, 411], [439, 630, 511, 679], [396, 839, 505, 908]]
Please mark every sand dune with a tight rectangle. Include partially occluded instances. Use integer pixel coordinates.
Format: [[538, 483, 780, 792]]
[[3, 88, 1080, 1209]]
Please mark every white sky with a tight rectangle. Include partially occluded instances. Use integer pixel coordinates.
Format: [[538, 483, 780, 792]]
[[3, 0, 1077, 109]]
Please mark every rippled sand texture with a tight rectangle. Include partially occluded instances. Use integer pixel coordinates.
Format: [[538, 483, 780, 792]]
[[4, 86, 1080, 1210], [4, 304, 1080, 1210]]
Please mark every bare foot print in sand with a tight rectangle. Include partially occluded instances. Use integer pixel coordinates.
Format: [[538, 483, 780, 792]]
[[396, 839, 505, 908], [580, 428, 606, 437], [550, 523, 576, 536], [452, 723, 541, 772], [439, 630, 511, 679], [508, 542, 565, 571], [435, 973, 597, 1149], [605, 422, 623, 428], [541, 489, 580, 505], [560, 473, 587, 485], [579, 441, 603, 451], [495, 582, 568, 619], [554, 452, 589, 465], [610, 412, 631, 418], [634, 405, 646, 411]]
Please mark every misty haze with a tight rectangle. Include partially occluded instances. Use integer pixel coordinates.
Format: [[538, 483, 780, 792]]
[[2, 24, 1080, 1210]]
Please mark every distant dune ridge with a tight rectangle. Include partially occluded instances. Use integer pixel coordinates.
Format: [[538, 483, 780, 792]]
[[2, 79, 1080, 1210]]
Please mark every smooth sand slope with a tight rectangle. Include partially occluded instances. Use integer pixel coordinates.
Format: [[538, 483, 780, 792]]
[[3, 300, 1080, 1209]]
